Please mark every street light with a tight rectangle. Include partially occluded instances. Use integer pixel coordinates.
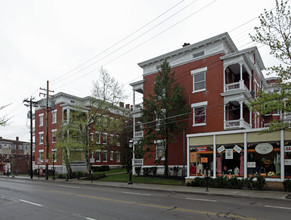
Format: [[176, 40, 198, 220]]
[[128, 139, 133, 185]]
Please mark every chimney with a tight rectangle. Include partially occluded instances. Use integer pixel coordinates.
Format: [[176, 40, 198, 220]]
[[119, 102, 124, 108], [16, 137, 19, 141], [125, 104, 130, 109], [182, 42, 190, 47]]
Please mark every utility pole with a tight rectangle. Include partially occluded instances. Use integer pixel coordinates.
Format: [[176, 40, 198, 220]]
[[40, 80, 54, 180], [23, 97, 37, 179]]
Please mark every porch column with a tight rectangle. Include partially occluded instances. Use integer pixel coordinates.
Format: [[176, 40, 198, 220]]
[[240, 101, 243, 126], [133, 89, 135, 109], [244, 132, 247, 178], [249, 109, 252, 128], [67, 109, 70, 122], [187, 137, 190, 178], [240, 63, 243, 81], [281, 130, 284, 180], [213, 135, 216, 178], [132, 141, 136, 175]]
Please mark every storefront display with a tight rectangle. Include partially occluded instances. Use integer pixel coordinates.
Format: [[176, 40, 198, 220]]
[[190, 145, 213, 176], [216, 144, 244, 177], [247, 142, 280, 178]]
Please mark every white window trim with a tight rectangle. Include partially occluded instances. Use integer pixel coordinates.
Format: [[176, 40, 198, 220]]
[[52, 110, 57, 124], [116, 151, 120, 162], [191, 67, 207, 93], [110, 151, 114, 161], [39, 132, 44, 145], [102, 133, 108, 145], [96, 150, 101, 162], [52, 149, 57, 162], [52, 129, 57, 143], [191, 101, 208, 127], [102, 151, 108, 162], [39, 113, 44, 127], [154, 140, 165, 160], [96, 132, 101, 144], [39, 149, 44, 162]]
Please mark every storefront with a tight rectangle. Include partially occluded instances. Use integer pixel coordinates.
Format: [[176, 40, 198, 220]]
[[187, 129, 291, 181]]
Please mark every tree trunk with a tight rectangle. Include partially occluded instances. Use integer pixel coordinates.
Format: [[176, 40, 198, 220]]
[[64, 148, 72, 178]]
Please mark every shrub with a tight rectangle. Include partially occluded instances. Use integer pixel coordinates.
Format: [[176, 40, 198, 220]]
[[283, 179, 291, 192], [143, 168, 151, 176], [252, 175, 266, 190], [135, 167, 141, 176]]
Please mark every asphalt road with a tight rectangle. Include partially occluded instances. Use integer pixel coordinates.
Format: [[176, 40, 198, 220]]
[[0, 178, 291, 220]]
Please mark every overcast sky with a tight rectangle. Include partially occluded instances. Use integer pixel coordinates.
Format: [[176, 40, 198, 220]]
[[0, 0, 284, 141]]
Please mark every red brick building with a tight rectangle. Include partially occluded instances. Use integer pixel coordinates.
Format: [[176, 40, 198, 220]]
[[131, 33, 282, 176], [34, 92, 130, 174], [0, 137, 31, 174]]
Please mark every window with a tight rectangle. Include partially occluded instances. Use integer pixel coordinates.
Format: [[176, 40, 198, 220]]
[[96, 151, 101, 162], [96, 132, 101, 144], [39, 150, 44, 162], [102, 151, 107, 162], [191, 67, 207, 92], [116, 152, 120, 162], [192, 51, 204, 59], [155, 140, 165, 160], [39, 114, 44, 127], [52, 149, 57, 162], [39, 132, 44, 145], [191, 101, 207, 126], [116, 135, 120, 146], [110, 134, 114, 145], [110, 151, 114, 161], [52, 110, 57, 124], [52, 129, 57, 143], [102, 133, 107, 145]]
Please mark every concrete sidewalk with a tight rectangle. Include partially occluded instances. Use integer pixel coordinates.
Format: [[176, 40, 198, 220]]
[[2, 175, 291, 201]]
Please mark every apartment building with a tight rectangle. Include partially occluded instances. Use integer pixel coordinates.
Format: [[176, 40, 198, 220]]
[[131, 32, 291, 181], [34, 92, 130, 174], [0, 136, 30, 174]]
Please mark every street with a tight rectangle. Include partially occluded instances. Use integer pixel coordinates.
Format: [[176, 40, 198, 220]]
[[0, 178, 291, 220]]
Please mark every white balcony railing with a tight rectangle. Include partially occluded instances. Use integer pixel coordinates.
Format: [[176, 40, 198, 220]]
[[224, 80, 249, 92], [224, 119, 251, 130], [134, 130, 143, 138]]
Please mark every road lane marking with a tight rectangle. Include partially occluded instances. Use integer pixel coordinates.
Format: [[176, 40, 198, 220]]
[[186, 197, 217, 202], [19, 199, 43, 207], [265, 205, 291, 210], [123, 191, 151, 196], [85, 218, 96, 220], [58, 184, 81, 189], [49, 189, 257, 220]]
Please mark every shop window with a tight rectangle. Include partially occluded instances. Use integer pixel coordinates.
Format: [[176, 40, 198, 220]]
[[189, 145, 213, 177], [216, 144, 244, 177], [247, 142, 280, 178], [284, 143, 291, 178]]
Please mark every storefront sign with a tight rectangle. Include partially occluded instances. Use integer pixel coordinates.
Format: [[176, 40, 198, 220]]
[[233, 145, 242, 153], [217, 145, 225, 153], [285, 159, 291, 166], [285, 146, 291, 152], [225, 149, 233, 159], [196, 146, 207, 152], [190, 152, 197, 162], [247, 162, 256, 168], [201, 157, 208, 163], [255, 143, 273, 154]]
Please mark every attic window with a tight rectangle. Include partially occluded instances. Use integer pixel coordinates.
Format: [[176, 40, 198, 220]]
[[192, 51, 204, 59]]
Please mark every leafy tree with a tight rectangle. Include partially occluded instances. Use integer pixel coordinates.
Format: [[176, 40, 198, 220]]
[[56, 109, 87, 177], [249, 0, 291, 131], [89, 67, 129, 164], [140, 60, 190, 176]]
